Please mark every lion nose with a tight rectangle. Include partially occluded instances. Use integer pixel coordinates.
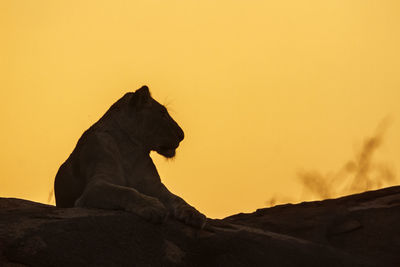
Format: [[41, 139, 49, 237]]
[[177, 128, 184, 141]]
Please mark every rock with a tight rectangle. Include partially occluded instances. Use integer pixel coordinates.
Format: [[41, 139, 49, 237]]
[[226, 186, 400, 267], [1, 186, 400, 266]]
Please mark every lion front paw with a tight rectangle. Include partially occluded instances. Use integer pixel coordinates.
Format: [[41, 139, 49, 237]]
[[173, 204, 207, 229], [128, 197, 168, 224]]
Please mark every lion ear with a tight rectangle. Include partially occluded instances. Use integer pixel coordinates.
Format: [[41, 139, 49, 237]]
[[130, 85, 151, 108]]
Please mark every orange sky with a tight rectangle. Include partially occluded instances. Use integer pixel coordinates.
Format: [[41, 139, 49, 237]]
[[1, 0, 399, 218]]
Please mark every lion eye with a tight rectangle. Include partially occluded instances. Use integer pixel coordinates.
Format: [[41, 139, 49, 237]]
[[161, 107, 168, 115]]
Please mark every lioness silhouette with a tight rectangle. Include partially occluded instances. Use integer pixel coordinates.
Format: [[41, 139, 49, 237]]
[[54, 86, 206, 228]]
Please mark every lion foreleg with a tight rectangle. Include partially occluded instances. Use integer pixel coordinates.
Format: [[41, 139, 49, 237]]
[[75, 179, 168, 223], [156, 184, 207, 228]]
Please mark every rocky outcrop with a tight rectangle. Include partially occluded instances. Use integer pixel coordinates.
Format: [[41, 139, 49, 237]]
[[1, 186, 400, 266]]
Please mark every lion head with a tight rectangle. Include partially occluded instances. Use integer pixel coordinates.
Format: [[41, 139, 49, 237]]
[[114, 86, 184, 158]]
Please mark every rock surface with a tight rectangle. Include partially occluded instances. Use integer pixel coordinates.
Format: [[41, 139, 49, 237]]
[[1, 186, 400, 266]]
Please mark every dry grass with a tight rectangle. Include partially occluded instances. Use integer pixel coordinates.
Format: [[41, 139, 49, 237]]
[[267, 118, 397, 206]]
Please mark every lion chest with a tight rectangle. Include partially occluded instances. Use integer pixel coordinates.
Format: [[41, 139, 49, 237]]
[[119, 152, 161, 193], [94, 130, 162, 193]]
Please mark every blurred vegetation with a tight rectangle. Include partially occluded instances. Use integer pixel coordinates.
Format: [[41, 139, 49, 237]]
[[267, 118, 397, 206]]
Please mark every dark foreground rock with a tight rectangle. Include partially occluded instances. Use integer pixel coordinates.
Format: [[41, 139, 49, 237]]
[[1, 186, 400, 267]]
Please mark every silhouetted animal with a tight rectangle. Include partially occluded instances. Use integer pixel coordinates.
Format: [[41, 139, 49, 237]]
[[54, 86, 206, 228]]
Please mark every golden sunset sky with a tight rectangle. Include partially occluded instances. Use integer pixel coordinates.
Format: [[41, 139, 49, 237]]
[[1, 0, 399, 218]]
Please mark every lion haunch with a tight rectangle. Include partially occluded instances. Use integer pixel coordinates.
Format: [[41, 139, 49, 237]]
[[54, 86, 206, 228]]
